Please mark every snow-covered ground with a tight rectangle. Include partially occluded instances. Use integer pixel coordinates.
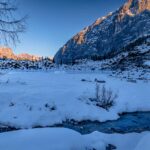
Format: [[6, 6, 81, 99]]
[[0, 127, 150, 150], [0, 70, 149, 128]]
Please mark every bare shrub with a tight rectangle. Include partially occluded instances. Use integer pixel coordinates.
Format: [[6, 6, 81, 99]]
[[90, 83, 118, 111]]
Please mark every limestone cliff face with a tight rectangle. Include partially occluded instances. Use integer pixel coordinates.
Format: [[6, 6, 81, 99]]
[[0, 47, 40, 61], [17, 53, 40, 61], [54, 0, 150, 64], [0, 47, 16, 59]]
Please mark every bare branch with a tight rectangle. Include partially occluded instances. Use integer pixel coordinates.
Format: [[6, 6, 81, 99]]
[[91, 84, 118, 111], [0, 0, 27, 45]]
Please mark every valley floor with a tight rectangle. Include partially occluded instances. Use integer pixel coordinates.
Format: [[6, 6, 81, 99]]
[[0, 70, 149, 149], [0, 70, 149, 128]]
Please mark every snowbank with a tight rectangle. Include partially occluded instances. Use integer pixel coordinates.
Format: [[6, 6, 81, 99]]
[[0, 128, 149, 150]]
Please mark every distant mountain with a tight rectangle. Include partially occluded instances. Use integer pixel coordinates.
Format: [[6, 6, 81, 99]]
[[54, 0, 150, 64], [0, 47, 16, 60], [0, 47, 40, 61], [17, 53, 40, 61]]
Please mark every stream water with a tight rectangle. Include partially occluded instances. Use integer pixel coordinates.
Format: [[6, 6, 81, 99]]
[[61, 111, 150, 134], [0, 112, 150, 135]]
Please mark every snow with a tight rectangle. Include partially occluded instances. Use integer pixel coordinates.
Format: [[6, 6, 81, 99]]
[[0, 128, 84, 150], [0, 128, 149, 150], [144, 61, 150, 66], [136, 44, 150, 53], [0, 70, 149, 128], [135, 133, 150, 150]]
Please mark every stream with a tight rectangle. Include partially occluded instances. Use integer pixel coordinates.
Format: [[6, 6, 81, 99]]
[[61, 111, 150, 134], [1, 111, 150, 134]]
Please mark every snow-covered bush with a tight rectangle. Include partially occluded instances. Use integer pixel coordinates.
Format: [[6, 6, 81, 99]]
[[90, 83, 117, 111]]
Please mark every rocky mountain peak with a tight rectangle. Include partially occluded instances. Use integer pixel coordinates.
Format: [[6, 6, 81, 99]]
[[118, 0, 150, 20], [0, 47, 15, 59], [0, 47, 41, 61], [17, 53, 40, 61]]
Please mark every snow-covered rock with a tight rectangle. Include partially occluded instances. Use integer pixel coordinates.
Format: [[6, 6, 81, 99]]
[[0, 58, 53, 70]]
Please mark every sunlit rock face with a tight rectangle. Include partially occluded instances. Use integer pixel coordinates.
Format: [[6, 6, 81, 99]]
[[0, 47, 40, 61], [17, 53, 40, 61], [54, 0, 150, 64], [118, 0, 150, 19], [0, 47, 16, 59]]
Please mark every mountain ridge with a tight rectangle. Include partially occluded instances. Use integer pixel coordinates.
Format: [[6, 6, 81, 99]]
[[54, 0, 150, 64], [0, 47, 41, 61]]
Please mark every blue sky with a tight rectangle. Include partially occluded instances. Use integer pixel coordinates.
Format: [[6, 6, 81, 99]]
[[14, 0, 126, 57]]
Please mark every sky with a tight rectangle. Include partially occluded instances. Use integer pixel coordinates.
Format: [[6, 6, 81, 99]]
[[13, 0, 126, 57]]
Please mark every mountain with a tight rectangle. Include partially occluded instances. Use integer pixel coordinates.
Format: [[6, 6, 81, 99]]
[[0, 47, 16, 59], [54, 0, 150, 64], [0, 47, 40, 61], [17, 53, 40, 61]]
